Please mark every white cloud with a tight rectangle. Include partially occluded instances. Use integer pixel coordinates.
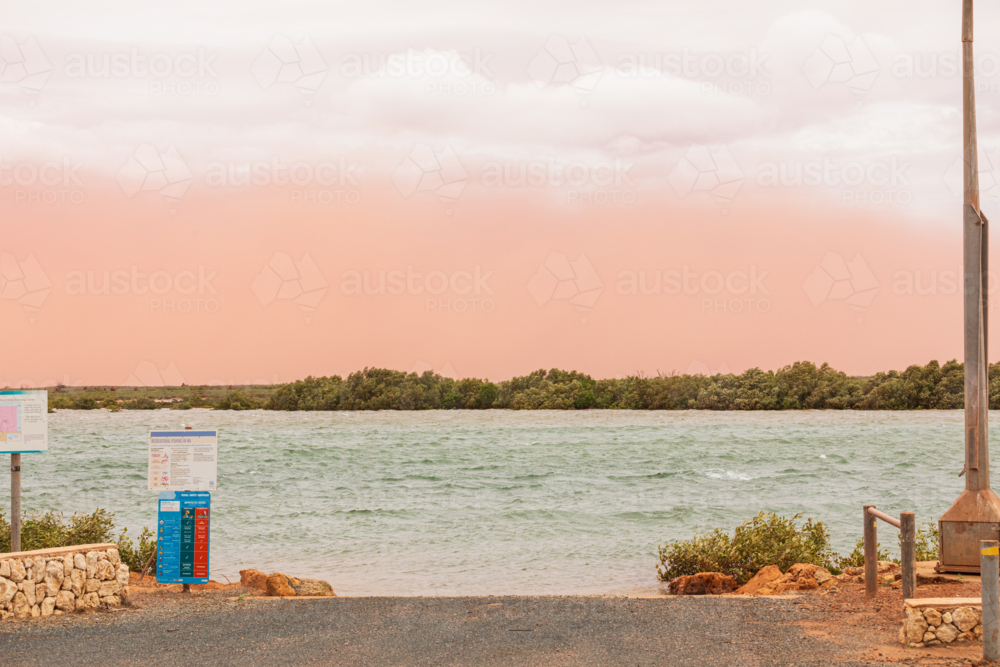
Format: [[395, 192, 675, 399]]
[[251, 35, 327, 94], [0, 2, 988, 225], [527, 35, 603, 94], [0, 34, 51, 92]]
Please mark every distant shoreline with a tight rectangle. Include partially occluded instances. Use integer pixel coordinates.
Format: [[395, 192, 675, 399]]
[[36, 359, 991, 411]]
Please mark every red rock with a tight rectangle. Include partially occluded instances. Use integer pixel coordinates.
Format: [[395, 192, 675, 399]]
[[291, 578, 336, 597], [668, 572, 738, 595], [265, 573, 296, 597], [239, 569, 268, 591], [735, 565, 783, 595], [763, 563, 833, 594]]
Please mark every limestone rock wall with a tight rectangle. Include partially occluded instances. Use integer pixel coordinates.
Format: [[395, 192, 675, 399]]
[[0, 544, 129, 620], [901, 604, 982, 647]]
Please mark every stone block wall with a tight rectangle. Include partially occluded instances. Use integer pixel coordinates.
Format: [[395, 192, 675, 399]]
[[901, 600, 982, 647], [0, 543, 129, 620]]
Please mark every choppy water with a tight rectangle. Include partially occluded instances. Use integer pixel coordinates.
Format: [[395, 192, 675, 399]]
[[0, 410, 988, 595]]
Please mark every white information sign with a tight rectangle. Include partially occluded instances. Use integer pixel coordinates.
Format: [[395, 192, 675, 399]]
[[0, 390, 48, 454], [148, 430, 218, 491]]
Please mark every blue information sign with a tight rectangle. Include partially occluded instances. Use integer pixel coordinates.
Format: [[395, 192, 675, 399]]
[[156, 490, 211, 584]]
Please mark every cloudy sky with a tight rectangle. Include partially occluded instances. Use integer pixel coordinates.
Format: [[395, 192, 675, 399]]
[[1, 0, 997, 385]]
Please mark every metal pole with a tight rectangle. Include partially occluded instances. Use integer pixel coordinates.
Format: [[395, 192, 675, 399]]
[[868, 507, 901, 528], [981, 539, 999, 662], [900, 512, 916, 601], [10, 453, 20, 553], [864, 504, 878, 598], [936, 0, 1000, 576], [963, 0, 990, 492]]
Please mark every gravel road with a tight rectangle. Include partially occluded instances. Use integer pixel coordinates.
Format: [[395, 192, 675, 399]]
[[0, 594, 895, 667]]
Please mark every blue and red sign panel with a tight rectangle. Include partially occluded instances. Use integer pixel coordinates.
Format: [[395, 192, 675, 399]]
[[157, 490, 211, 584]]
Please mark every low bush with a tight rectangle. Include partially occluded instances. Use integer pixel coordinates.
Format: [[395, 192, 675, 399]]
[[122, 397, 159, 410], [659, 512, 943, 584], [830, 519, 939, 568], [657, 511, 837, 585], [0, 508, 115, 553], [915, 521, 939, 561], [116, 526, 157, 573], [214, 390, 263, 410], [49, 396, 100, 410], [834, 538, 895, 570], [0, 508, 157, 572]]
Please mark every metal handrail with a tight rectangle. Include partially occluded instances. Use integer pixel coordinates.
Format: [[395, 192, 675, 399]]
[[867, 507, 901, 529], [863, 504, 916, 600]]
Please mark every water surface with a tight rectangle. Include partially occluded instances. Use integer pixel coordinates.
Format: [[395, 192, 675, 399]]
[[0, 410, 984, 595]]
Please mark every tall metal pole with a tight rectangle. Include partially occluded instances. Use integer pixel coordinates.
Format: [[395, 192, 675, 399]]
[[10, 453, 20, 553], [963, 0, 989, 491], [937, 0, 1000, 574]]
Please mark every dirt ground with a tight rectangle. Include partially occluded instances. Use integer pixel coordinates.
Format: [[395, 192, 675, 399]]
[[791, 578, 990, 666], [125, 571, 257, 605]]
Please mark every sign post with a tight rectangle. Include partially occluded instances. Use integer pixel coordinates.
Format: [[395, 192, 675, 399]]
[[10, 453, 19, 553], [1, 390, 49, 553], [148, 430, 217, 586]]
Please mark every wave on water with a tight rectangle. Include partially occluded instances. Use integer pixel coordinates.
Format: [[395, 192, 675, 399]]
[[704, 469, 753, 481]]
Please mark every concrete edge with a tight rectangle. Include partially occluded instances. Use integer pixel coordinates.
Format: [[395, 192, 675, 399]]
[[223, 593, 802, 601], [0, 543, 118, 561], [905, 597, 981, 610], [227, 595, 338, 600]]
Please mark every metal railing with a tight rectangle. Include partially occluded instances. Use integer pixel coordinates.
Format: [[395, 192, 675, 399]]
[[863, 504, 916, 600]]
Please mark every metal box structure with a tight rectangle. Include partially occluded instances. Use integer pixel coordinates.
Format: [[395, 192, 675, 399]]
[[938, 490, 1000, 572]]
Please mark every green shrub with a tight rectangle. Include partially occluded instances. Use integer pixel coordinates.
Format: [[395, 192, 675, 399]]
[[123, 397, 159, 410], [574, 388, 595, 409], [829, 520, 937, 568], [0, 508, 115, 553], [657, 511, 836, 585], [49, 396, 70, 410], [657, 527, 733, 582], [214, 390, 263, 410], [1, 508, 157, 573], [834, 538, 896, 570], [102, 397, 121, 412], [477, 382, 498, 408], [915, 521, 939, 561], [116, 526, 158, 573]]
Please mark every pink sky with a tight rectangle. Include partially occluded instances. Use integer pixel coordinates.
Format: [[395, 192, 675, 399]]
[[1, 1, 998, 386]]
